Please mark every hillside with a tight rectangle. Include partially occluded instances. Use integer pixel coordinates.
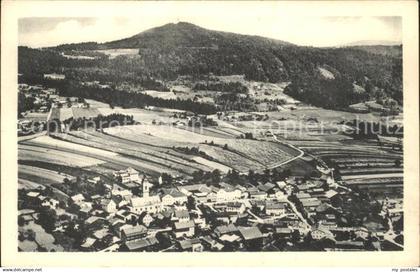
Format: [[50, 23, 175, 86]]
[[19, 22, 403, 110]]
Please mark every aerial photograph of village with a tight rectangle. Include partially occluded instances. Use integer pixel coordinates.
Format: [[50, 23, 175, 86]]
[[17, 16, 403, 252]]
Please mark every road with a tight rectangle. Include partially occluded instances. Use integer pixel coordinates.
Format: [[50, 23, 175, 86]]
[[269, 135, 305, 167]]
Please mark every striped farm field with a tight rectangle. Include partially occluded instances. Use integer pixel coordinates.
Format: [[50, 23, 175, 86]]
[[19, 164, 73, 185], [18, 144, 105, 167], [105, 124, 298, 173]]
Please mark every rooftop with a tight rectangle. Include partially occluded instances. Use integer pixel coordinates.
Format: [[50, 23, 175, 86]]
[[239, 226, 263, 241], [122, 225, 148, 236], [174, 220, 195, 230], [125, 237, 159, 251], [179, 238, 201, 250]]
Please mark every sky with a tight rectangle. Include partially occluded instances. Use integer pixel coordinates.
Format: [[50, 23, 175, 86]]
[[18, 16, 402, 48]]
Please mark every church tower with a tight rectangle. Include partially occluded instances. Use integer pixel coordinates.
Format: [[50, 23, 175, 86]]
[[142, 179, 150, 198]]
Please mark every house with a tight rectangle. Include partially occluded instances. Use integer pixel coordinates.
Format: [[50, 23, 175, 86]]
[[113, 223, 132, 238], [238, 226, 264, 249], [41, 198, 60, 209], [300, 198, 322, 210], [161, 188, 188, 206], [178, 184, 212, 200], [91, 195, 102, 202], [193, 216, 206, 229], [101, 199, 117, 213], [26, 191, 40, 198], [174, 220, 195, 238], [130, 196, 162, 214], [239, 226, 263, 241], [265, 202, 286, 216], [273, 188, 286, 200], [80, 237, 97, 251], [249, 190, 267, 200], [124, 237, 159, 252], [178, 238, 203, 252], [173, 210, 190, 222], [93, 228, 111, 240], [258, 182, 276, 193], [354, 227, 370, 240], [324, 189, 338, 199], [139, 213, 154, 227], [276, 181, 287, 189], [214, 224, 238, 237], [215, 188, 242, 202], [311, 227, 335, 241], [275, 227, 293, 239], [116, 210, 137, 223], [112, 189, 133, 201], [218, 182, 242, 199], [219, 234, 241, 244], [317, 213, 337, 228], [296, 192, 311, 200], [78, 201, 93, 210], [71, 194, 85, 205], [121, 225, 148, 242], [113, 167, 142, 184], [85, 216, 104, 227], [225, 202, 246, 214], [200, 236, 224, 251]]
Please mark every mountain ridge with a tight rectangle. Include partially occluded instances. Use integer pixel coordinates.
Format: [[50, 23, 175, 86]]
[[20, 22, 403, 110]]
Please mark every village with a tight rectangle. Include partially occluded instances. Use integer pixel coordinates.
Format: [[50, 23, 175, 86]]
[[17, 73, 404, 252], [18, 161, 403, 252]]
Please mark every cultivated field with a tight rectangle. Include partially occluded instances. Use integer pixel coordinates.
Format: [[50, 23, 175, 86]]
[[104, 124, 298, 173], [19, 164, 73, 185]]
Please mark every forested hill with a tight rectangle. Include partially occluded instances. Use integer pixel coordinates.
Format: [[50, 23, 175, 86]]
[[19, 22, 402, 109]]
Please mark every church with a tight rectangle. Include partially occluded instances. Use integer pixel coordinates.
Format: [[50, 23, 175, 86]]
[[130, 179, 163, 214]]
